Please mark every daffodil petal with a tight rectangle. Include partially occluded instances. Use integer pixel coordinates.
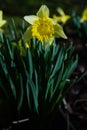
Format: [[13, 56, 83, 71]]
[[0, 10, 6, 27], [53, 24, 67, 39], [0, 10, 3, 20], [53, 14, 70, 24], [0, 20, 6, 27], [57, 7, 65, 15], [24, 15, 39, 24], [37, 5, 49, 18], [53, 15, 63, 23], [81, 8, 87, 21], [22, 26, 32, 41], [50, 18, 58, 24]]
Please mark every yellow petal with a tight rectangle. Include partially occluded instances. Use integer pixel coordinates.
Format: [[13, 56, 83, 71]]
[[24, 15, 39, 24], [53, 15, 63, 23], [53, 24, 67, 39], [0, 20, 6, 27], [62, 15, 70, 23], [81, 8, 87, 21], [53, 14, 70, 24], [57, 7, 65, 15], [50, 17, 57, 24], [0, 10, 6, 27], [37, 5, 49, 18], [22, 26, 32, 41], [0, 10, 3, 20]]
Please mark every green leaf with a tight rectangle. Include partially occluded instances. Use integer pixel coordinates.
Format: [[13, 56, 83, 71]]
[[5, 38, 14, 60], [44, 45, 51, 61], [27, 49, 33, 78], [50, 47, 64, 78], [11, 18, 18, 39], [26, 71, 38, 113], [0, 32, 4, 43], [17, 74, 24, 111], [8, 75, 17, 99], [34, 69, 39, 100], [45, 78, 54, 100], [0, 57, 8, 76], [51, 43, 59, 61], [62, 55, 78, 82], [7, 25, 15, 41], [76, 69, 87, 83], [45, 46, 64, 100], [50, 63, 64, 100], [57, 77, 78, 105], [0, 57, 16, 99], [26, 80, 31, 110]]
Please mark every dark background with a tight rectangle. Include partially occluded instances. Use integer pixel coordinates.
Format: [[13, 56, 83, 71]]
[[0, 0, 87, 130], [0, 0, 87, 16]]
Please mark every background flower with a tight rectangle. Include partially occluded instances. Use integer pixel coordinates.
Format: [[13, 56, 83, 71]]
[[80, 8, 87, 22], [0, 10, 6, 28], [53, 7, 70, 25]]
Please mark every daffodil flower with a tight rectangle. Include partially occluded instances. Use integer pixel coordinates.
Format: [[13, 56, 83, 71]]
[[0, 10, 6, 28], [80, 8, 87, 22], [53, 7, 70, 24], [23, 5, 67, 48], [18, 39, 30, 56]]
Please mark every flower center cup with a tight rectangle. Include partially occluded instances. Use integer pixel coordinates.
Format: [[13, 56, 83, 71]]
[[32, 18, 54, 41]]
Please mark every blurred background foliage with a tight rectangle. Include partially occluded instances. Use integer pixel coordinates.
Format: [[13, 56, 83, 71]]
[[0, 0, 87, 17]]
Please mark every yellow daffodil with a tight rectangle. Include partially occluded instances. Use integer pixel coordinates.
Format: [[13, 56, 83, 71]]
[[80, 8, 87, 22], [18, 39, 30, 56], [11, 39, 30, 56], [53, 7, 70, 25], [23, 5, 67, 48], [0, 10, 6, 28]]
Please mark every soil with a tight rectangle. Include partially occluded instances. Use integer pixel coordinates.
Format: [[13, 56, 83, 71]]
[[66, 35, 87, 130]]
